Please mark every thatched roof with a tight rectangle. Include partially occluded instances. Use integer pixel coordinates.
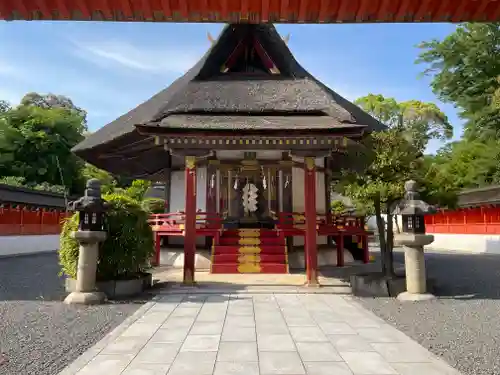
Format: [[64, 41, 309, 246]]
[[73, 23, 385, 177]]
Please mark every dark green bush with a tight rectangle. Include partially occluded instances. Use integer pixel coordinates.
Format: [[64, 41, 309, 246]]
[[59, 193, 154, 281], [142, 197, 165, 214]]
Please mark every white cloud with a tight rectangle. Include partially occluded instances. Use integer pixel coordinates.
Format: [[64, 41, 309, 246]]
[[70, 39, 201, 75]]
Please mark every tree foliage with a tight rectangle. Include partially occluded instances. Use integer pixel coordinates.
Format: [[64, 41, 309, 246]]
[[21, 92, 88, 126], [417, 23, 500, 140], [0, 104, 86, 193], [355, 94, 453, 151]]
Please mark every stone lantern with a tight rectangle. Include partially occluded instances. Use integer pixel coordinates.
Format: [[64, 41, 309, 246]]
[[392, 180, 436, 301], [64, 179, 109, 305]]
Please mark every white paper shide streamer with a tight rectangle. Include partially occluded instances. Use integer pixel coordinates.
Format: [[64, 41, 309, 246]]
[[242, 183, 258, 214]]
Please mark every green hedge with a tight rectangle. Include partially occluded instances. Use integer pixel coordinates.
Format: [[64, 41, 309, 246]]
[[59, 193, 154, 281]]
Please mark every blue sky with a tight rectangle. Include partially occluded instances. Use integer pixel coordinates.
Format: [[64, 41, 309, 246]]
[[0, 21, 459, 153]]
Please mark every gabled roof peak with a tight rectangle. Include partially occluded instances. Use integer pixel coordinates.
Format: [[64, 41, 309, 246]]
[[194, 23, 307, 81]]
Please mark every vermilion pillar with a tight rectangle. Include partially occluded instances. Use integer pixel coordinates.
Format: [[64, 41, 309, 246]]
[[183, 156, 197, 285], [304, 157, 319, 286]]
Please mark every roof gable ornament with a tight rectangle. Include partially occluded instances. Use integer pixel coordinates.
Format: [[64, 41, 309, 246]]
[[207, 32, 215, 45], [219, 32, 280, 75]]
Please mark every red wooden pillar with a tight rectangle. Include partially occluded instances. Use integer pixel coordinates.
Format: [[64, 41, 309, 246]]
[[183, 156, 197, 285], [304, 157, 319, 286]]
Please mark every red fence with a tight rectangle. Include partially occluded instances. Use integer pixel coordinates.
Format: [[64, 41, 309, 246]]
[[0, 205, 70, 236], [425, 206, 500, 235]]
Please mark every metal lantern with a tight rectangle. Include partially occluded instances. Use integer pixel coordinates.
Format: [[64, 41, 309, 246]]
[[392, 180, 435, 235], [69, 179, 109, 231]]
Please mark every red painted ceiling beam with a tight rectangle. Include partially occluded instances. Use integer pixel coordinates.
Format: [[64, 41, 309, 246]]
[[0, 0, 498, 22]]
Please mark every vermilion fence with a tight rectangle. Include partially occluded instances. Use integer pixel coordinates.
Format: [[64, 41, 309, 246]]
[[0, 205, 70, 236], [425, 206, 500, 235]]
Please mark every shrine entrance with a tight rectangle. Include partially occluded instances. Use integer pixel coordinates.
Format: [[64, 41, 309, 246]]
[[219, 155, 278, 230]]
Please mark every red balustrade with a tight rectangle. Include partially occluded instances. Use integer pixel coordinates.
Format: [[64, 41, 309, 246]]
[[0, 205, 70, 236], [425, 206, 500, 235], [148, 211, 371, 266]]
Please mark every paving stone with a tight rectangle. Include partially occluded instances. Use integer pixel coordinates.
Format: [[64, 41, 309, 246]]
[[121, 323, 161, 338], [284, 316, 317, 327], [309, 311, 343, 323], [136, 311, 172, 325], [256, 322, 290, 335], [227, 306, 254, 316], [134, 342, 182, 364], [122, 363, 171, 375], [327, 335, 376, 352], [303, 361, 354, 375], [258, 334, 296, 351], [355, 327, 406, 343], [190, 321, 224, 334], [170, 307, 201, 318], [259, 351, 306, 375], [221, 326, 256, 341], [180, 334, 221, 351], [148, 302, 179, 311], [224, 315, 256, 327], [150, 328, 190, 343], [289, 326, 329, 342], [255, 312, 285, 323], [296, 342, 343, 362], [317, 322, 357, 335], [167, 351, 217, 375], [77, 354, 135, 375], [213, 361, 260, 375], [101, 336, 149, 355], [371, 343, 433, 363], [196, 308, 227, 322], [217, 341, 258, 361], [161, 317, 195, 330], [340, 351, 398, 374]]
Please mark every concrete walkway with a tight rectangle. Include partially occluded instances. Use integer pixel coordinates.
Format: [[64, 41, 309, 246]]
[[60, 293, 461, 375]]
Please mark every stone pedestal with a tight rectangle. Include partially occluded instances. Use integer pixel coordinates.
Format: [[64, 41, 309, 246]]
[[394, 233, 436, 301], [64, 231, 107, 305]]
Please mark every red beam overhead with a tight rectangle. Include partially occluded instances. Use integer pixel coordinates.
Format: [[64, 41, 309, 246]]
[[0, 0, 498, 22]]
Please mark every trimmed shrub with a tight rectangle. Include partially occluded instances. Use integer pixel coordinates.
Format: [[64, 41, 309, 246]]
[[59, 193, 154, 281], [142, 197, 165, 214]]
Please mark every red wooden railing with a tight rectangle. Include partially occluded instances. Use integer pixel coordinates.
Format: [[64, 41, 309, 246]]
[[425, 206, 500, 235], [148, 211, 371, 266], [0, 205, 70, 236]]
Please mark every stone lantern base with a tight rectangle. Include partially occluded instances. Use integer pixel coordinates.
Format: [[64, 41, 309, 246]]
[[394, 233, 436, 302], [397, 291, 436, 301], [63, 230, 107, 306], [64, 291, 107, 305]]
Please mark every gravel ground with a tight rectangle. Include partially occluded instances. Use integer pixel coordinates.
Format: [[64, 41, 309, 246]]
[[358, 250, 500, 375], [0, 252, 147, 375]]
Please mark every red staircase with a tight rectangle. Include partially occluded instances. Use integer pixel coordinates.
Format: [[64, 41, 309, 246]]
[[210, 228, 288, 274]]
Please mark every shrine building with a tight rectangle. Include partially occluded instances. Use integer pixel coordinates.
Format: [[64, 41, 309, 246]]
[[73, 23, 385, 285]]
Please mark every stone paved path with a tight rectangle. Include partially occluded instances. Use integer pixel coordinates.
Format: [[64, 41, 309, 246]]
[[60, 293, 461, 375]]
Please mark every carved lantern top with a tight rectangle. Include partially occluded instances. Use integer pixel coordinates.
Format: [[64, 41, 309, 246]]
[[69, 179, 109, 213], [392, 180, 435, 216]]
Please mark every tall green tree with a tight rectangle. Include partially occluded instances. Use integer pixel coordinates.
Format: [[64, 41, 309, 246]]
[[0, 105, 85, 193], [355, 94, 453, 151], [337, 129, 423, 276], [20, 92, 88, 127], [417, 23, 500, 140]]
